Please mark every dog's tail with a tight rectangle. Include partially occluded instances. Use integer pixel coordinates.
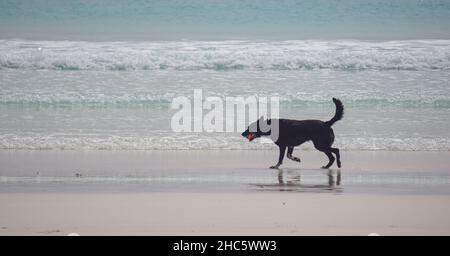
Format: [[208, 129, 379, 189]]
[[325, 98, 344, 127]]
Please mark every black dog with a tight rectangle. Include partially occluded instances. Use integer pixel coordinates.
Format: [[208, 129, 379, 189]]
[[242, 98, 344, 169]]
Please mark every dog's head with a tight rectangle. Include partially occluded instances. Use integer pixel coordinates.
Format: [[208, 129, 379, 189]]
[[241, 116, 271, 142]]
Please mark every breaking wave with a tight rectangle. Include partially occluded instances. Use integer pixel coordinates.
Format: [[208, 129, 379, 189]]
[[1, 39, 450, 71]]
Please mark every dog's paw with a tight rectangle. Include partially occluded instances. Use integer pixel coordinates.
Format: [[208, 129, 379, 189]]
[[321, 166, 329, 169], [270, 165, 280, 169], [287, 155, 301, 162], [292, 157, 301, 162], [337, 161, 342, 168]]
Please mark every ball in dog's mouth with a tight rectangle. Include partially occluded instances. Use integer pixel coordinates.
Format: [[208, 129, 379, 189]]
[[246, 133, 255, 142]]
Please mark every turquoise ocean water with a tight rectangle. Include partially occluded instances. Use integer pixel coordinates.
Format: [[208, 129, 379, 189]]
[[0, 0, 450, 151]]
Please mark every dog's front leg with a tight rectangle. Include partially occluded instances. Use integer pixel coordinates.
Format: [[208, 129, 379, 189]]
[[270, 145, 286, 169], [287, 146, 301, 162]]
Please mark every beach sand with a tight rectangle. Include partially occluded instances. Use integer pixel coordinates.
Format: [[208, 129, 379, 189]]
[[1, 150, 450, 235], [1, 193, 450, 235]]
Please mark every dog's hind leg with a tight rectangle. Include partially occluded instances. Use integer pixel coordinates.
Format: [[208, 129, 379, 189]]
[[270, 145, 286, 169], [314, 133, 336, 169], [286, 146, 301, 162], [330, 147, 341, 168], [321, 150, 335, 169], [313, 142, 335, 169]]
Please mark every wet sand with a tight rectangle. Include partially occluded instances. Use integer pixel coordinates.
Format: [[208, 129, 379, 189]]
[[1, 150, 450, 235]]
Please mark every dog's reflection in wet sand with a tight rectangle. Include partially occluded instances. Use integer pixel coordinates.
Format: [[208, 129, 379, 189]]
[[253, 169, 342, 193]]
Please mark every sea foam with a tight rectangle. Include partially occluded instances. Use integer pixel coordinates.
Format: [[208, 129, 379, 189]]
[[1, 40, 449, 71]]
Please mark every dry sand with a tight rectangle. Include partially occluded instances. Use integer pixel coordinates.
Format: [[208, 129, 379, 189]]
[[1, 192, 450, 235]]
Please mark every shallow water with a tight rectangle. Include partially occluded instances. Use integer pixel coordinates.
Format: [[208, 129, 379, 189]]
[[1, 67, 449, 151], [3, 169, 450, 195]]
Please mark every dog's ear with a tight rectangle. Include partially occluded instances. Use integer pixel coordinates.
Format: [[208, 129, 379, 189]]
[[256, 116, 264, 127]]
